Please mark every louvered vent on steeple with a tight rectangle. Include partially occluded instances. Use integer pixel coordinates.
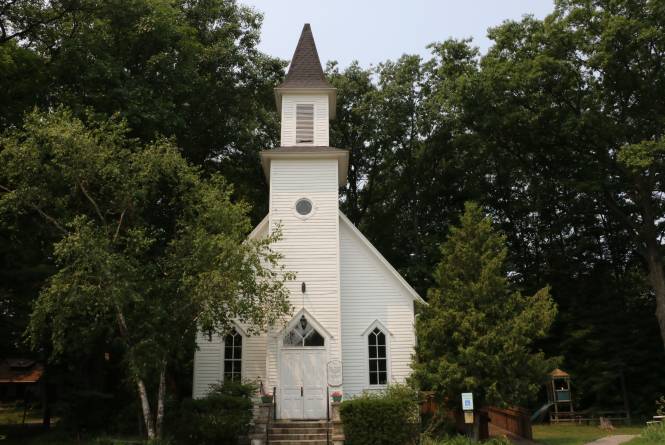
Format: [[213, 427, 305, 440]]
[[275, 24, 337, 146], [296, 104, 314, 144]]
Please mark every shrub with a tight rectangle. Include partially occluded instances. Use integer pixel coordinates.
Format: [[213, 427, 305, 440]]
[[642, 422, 665, 443], [58, 390, 115, 433], [339, 384, 420, 445], [168, 380, 256, 445], [656, 395, 665, 416], [421, 435, 511, 445]]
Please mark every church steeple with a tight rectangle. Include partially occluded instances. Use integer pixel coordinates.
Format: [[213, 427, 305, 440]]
[[275, 23, 337, 130], [279, 23, 332, 90]]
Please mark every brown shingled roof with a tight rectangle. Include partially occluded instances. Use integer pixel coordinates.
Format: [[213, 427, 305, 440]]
[[278, 24, 332, 89], [0, 359, 44, 383]]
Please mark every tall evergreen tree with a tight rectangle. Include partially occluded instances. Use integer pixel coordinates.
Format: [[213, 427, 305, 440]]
[[412, 203, 558, 412]]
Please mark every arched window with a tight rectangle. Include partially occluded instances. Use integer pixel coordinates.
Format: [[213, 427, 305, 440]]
[[368, 327, 387, 385], [283, 314, 325, 347], [223, 329, 242, 381]]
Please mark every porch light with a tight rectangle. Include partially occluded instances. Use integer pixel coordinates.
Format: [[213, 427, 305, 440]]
[[300, 314, 308, 330], [301, 282, 306, 293]]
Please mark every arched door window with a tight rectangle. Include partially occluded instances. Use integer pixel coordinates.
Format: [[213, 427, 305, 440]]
[[223, 329, 242, 381], [368, 327, 387, 385], [283, 315, 325, 347]]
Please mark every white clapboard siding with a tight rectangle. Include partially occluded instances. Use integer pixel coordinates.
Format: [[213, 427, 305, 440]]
[[266, 158, 341, 389], [192, 329, 269, 399], [281, 94, 330, 146], [192, 218, 271, 399], [193, 330, 223, 398], [339, 216, 417, 397]]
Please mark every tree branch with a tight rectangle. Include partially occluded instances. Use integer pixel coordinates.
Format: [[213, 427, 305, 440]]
[[113, 208, 126, 242], [0, 184, 68, 235], [78, 181, 106, 225], [602, 188, 640, 236]]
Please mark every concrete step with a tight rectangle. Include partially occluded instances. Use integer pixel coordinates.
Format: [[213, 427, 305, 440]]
[[269, 427, 329, 435], [270, 433, 327, 440], [268, 441, 328, 445], [271, 421, 329, 428]]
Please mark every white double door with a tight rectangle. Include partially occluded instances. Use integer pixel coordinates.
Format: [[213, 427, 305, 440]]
[[279, 348, 327, 419]]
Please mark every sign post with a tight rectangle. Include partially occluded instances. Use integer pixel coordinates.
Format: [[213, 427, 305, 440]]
[[462, 392, 474, 424]]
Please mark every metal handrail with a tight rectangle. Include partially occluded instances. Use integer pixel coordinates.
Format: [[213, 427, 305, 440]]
[[273, 386, 277, 421], [326, 386, 330, 444]]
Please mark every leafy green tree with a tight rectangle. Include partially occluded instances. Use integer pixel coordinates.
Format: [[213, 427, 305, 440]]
[[412, 203, 557, 423], [0, 0, 283, 219], [0, 108, 293, 439]]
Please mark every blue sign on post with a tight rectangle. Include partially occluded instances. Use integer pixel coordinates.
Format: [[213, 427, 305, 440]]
[[461, 393, 474, 411]]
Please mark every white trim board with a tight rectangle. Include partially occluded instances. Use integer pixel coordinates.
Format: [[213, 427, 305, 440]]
[[339, 211, 426, 305]]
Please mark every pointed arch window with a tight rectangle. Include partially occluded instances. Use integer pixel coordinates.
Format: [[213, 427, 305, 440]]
[[283, 315, 325, 347], [368, 327, 387, 385], [223, 329, 242, 381]]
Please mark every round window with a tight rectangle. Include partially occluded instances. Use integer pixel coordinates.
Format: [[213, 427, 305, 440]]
[[295, 198, 313, 216]]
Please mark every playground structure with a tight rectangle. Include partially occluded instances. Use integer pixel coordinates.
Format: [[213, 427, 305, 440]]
[[546, 368, 574, 423], [530, 368, 631, 425]]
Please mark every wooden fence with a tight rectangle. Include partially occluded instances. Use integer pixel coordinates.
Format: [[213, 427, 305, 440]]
[[419, 393, 532, 441]]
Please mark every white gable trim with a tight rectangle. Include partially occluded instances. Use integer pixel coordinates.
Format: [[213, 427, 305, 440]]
[[230, 320, 248, 337], [361, 319, 394, 337], [247, 214, 269, 240], [271, 307, 334, 340], [339, 211, 426, 305]]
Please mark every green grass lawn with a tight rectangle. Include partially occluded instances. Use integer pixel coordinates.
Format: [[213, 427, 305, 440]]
[[532, 424, 645, 445], [0, 426, 145, 445], [0, 404, 43, 425], [624, 437, 655, 445]]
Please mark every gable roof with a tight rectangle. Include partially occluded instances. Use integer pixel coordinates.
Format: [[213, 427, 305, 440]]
[[278, 23, 332, 90], [0, 359, 44, 383], [339, 211, 426, 305], [245, 211, 426, 306], [247, 214, 269, 240]]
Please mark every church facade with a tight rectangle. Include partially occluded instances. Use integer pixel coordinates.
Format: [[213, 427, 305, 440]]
[[193, 24, 424, 420]]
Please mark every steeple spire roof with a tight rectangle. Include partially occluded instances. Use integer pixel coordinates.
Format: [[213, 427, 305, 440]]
[[278, 23, 332, 89]]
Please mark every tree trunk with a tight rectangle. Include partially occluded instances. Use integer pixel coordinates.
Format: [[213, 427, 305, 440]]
[[155, 361, 167, 438], [113, 305, 156, 438], [644, 238, 665, 351], [137, 378, 155, 439]]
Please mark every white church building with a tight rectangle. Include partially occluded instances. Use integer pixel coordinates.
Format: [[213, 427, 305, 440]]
[[193, 24, 424, 420]]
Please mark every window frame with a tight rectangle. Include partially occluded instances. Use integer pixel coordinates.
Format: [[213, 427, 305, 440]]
[[362, 320, 392, 388], [295, 103, 315, 145], [279, 308, 330, 350], [222, 328, 244, 382]]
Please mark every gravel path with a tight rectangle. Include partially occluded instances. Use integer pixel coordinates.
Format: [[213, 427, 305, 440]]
[[584, 434, 637, 445]]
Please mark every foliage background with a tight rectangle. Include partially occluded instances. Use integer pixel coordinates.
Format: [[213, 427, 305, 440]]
[[1, 0, 664, 422]]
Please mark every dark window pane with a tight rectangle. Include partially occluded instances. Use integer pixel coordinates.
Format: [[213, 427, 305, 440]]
[[369, 360, 378, 372], [234, 346, 242, 359], [373, 327, 381, 334], [304, 330, 325, 346], [377, 346, 386, 358], [378, 371, 387, 385], [224, 361, 233, 373], [369, 345, 377, 358], [368, 334, 376, 346], [377, 332, 386, 346], [369, 372, 377, 385], [378, 359, 387, 372], [235, 335, 242, 347], [235, 360, 242, 375]]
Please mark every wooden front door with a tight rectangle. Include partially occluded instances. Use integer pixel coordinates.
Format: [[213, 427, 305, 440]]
[[279, 348, 327, 419]]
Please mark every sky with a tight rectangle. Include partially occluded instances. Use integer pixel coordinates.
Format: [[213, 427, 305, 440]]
[[242, 0, 556, 68]]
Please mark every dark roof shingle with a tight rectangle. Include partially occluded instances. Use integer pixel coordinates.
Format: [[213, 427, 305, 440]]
[[278, 24, 333, 90]]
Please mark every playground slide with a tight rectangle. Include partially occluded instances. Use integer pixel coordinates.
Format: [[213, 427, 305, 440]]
[[531, 403, 554, 423]]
